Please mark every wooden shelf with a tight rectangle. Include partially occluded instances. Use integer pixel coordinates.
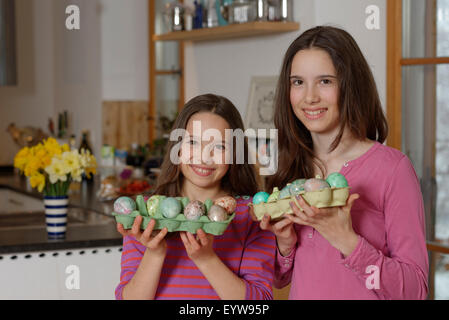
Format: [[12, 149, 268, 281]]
[[153, 21, 300, 42]]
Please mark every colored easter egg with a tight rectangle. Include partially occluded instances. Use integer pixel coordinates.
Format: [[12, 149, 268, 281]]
[[214, 196, 236, 214], [326, 172, 349, 188], [146, 195, 166, 216], [207, 204, 228, 222], [253, 192, 270, 204], [303, 178, 330, 192], [113, 196, 136, 215], [160, 197, 182, 219], [279, 184, 292, 199], [267, 187, 280, 203], [184, 200, 206, 221]]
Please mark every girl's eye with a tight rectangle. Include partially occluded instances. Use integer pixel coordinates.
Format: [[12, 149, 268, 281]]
[[320, 79, 333, 85], [291, 79, 303, 86]]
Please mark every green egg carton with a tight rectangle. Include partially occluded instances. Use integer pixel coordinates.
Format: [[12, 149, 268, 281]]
[[112, 195, 235, 236], [249, 187, 350, 221]]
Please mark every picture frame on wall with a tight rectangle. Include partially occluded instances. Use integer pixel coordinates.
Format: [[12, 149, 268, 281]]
[[244, 75, 278, 134], [244, 76, 279, 175]]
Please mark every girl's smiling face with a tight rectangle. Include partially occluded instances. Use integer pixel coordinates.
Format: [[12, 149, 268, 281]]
[[289, 48, 340, 135], [179, 112, 230, 191]]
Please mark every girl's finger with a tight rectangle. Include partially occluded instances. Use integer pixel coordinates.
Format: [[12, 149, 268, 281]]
[[260, 214, 273, 231], [196, 229, 208, 246], [152, 227, 168, 243], [141, 219, 156, 241], [290, 200, 312, 222], [294, 195, 316, 218], [131, 215, 142, 236], [180, 232, 189, 248], [345, 193, 360, 211], [187, 232, 200, 250], [286, 213, 310, 226], [116, 223, 126, 236], [272, 217, 294, 232], [248, 206, 259, 222]]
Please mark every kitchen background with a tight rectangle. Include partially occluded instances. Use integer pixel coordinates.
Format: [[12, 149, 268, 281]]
[[0, 0, 386, 164], [0, 0, 448, 300]]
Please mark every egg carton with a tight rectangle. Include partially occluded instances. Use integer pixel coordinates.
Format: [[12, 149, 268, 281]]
[[112, 195, 235, 236], [249, 187, 349, 221]]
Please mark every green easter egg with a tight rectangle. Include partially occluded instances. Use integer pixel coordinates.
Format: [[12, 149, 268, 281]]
[[326, 172, 349, 188], [146, 195, 166, 217], [160, 197, 182, 218]]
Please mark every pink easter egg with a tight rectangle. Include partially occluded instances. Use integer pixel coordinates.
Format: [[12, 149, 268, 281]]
[[214, 196, 236, 214]]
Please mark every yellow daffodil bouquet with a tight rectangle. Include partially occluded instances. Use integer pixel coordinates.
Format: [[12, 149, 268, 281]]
[[13, 137, 97, 196]]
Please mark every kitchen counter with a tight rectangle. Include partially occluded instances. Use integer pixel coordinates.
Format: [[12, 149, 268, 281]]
[[0, 173, 123, 254]]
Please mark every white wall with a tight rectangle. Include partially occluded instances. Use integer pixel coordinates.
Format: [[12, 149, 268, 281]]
[[0, 0, 103, 164], [184, 0, 387, 119], [0, 0, 56, 165], [53, 0, 102, 158], [100, 0, 148, 101]]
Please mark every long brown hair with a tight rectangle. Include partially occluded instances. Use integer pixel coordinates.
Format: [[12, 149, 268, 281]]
[[154, 94, 259, 197], [266, 26, 388, 191]]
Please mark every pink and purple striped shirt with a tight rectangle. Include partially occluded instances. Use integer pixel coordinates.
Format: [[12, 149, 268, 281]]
[[115, 196, 276, 300]]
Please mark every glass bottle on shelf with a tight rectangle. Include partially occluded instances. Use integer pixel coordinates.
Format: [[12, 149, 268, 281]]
[[79, 130, 94, 182]]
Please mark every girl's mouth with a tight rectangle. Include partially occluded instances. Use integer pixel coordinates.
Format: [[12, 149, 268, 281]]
[[303, 108, 327, 120], [189, 165, 215, 177]]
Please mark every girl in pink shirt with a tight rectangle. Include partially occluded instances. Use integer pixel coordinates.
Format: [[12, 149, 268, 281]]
[[253, 26, 429, 299]]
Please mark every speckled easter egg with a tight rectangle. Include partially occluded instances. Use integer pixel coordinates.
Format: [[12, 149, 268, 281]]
[[279, 184, 291, 199], [326, 172, 349, 188], [184, 200, 206, 221], [303, 178, 330, 192], [289, 179, 306, 195], [207, 204, 228, 222], [146, 195, 166, 216], [214, 196, 236, 214], [113, 197, 136, 215], [160, 197, 182, 219], [253, 192, 270, 204]]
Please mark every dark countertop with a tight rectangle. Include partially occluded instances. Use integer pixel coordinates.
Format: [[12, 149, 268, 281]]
[[0, 173, 123, 254]]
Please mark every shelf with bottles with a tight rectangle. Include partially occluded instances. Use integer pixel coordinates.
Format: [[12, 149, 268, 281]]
[[153, 20, 299, 42]]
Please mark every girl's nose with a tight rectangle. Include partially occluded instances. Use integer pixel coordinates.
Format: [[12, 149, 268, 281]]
[[305, 85, 320, 104], [201, 143, 215, 165]]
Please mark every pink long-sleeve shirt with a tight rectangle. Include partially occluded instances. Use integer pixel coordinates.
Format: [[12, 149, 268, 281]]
[[275, 142, 429, 299]]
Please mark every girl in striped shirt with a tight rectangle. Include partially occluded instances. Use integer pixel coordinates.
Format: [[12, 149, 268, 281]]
[[115, 94, 276, 300]]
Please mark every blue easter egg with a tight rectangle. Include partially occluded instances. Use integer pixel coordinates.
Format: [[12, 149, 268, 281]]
[[253, 192, 270, 205], [279, 184, 292, 199], [160, 197, 182, 218]]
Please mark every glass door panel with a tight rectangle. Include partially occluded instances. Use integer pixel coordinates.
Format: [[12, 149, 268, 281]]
[[402, 0, 449, 58], [155, 74, 180, 138]]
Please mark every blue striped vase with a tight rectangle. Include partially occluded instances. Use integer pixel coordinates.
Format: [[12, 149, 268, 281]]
[[44, 195, 69, 239]]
